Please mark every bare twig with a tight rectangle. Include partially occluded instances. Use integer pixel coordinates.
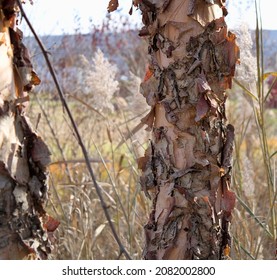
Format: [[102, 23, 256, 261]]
[[17, 0, 131, 260]]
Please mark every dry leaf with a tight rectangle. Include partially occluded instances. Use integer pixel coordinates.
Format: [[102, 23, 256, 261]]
[[31, 70, 41, 86], [107, 0, 119, 12], [133, 0, 142, 6], [94, 224, 106, 239], [44, 215, 60, 232]]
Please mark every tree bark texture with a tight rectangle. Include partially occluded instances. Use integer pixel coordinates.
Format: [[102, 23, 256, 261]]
[[136, 0, 239, 259], [0, 0, 58, 259]]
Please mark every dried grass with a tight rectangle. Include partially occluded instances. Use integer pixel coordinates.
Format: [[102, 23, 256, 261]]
[[26, 3, 276, 259]]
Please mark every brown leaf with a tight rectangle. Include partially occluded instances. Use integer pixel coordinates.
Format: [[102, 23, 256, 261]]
[[107, 0, 119, 13], [133, 0, 142, 6], [31, 70, 41, 86], [43, 215, 60, 232]]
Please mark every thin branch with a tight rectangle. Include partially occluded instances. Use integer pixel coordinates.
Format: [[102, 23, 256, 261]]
[[16, 0, 131, 260]]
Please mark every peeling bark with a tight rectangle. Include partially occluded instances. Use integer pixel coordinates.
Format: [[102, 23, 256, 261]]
[[135, 0, 239, 260], [0, 0, 58, 259]]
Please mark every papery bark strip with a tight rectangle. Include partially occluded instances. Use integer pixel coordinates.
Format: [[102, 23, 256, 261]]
[[136, 0, 239, 260], [0, 0, 58, 260]]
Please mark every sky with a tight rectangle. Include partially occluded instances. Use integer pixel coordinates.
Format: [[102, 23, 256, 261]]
[[19, 0, 277, 36]]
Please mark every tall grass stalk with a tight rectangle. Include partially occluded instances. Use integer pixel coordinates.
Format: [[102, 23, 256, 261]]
[[254, 0, 276, 240], [231, 0, 277, 259]]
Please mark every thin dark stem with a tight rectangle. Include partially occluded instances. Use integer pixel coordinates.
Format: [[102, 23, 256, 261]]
[[17, 0, 131, 260]]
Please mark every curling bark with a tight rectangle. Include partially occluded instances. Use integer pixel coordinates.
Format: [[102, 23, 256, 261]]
[[135, 0, 239, 260], [0, 0, 58, 259]]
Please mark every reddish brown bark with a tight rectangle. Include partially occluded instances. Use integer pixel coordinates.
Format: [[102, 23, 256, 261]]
[[132, 0, 239, 259]]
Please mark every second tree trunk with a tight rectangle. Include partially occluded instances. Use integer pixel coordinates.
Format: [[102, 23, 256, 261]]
[[138, 0, 239, 260]]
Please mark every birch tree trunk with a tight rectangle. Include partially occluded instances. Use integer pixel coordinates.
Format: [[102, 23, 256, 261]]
[[132, 0, 239, 260], [0, 0, 58, 259]]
